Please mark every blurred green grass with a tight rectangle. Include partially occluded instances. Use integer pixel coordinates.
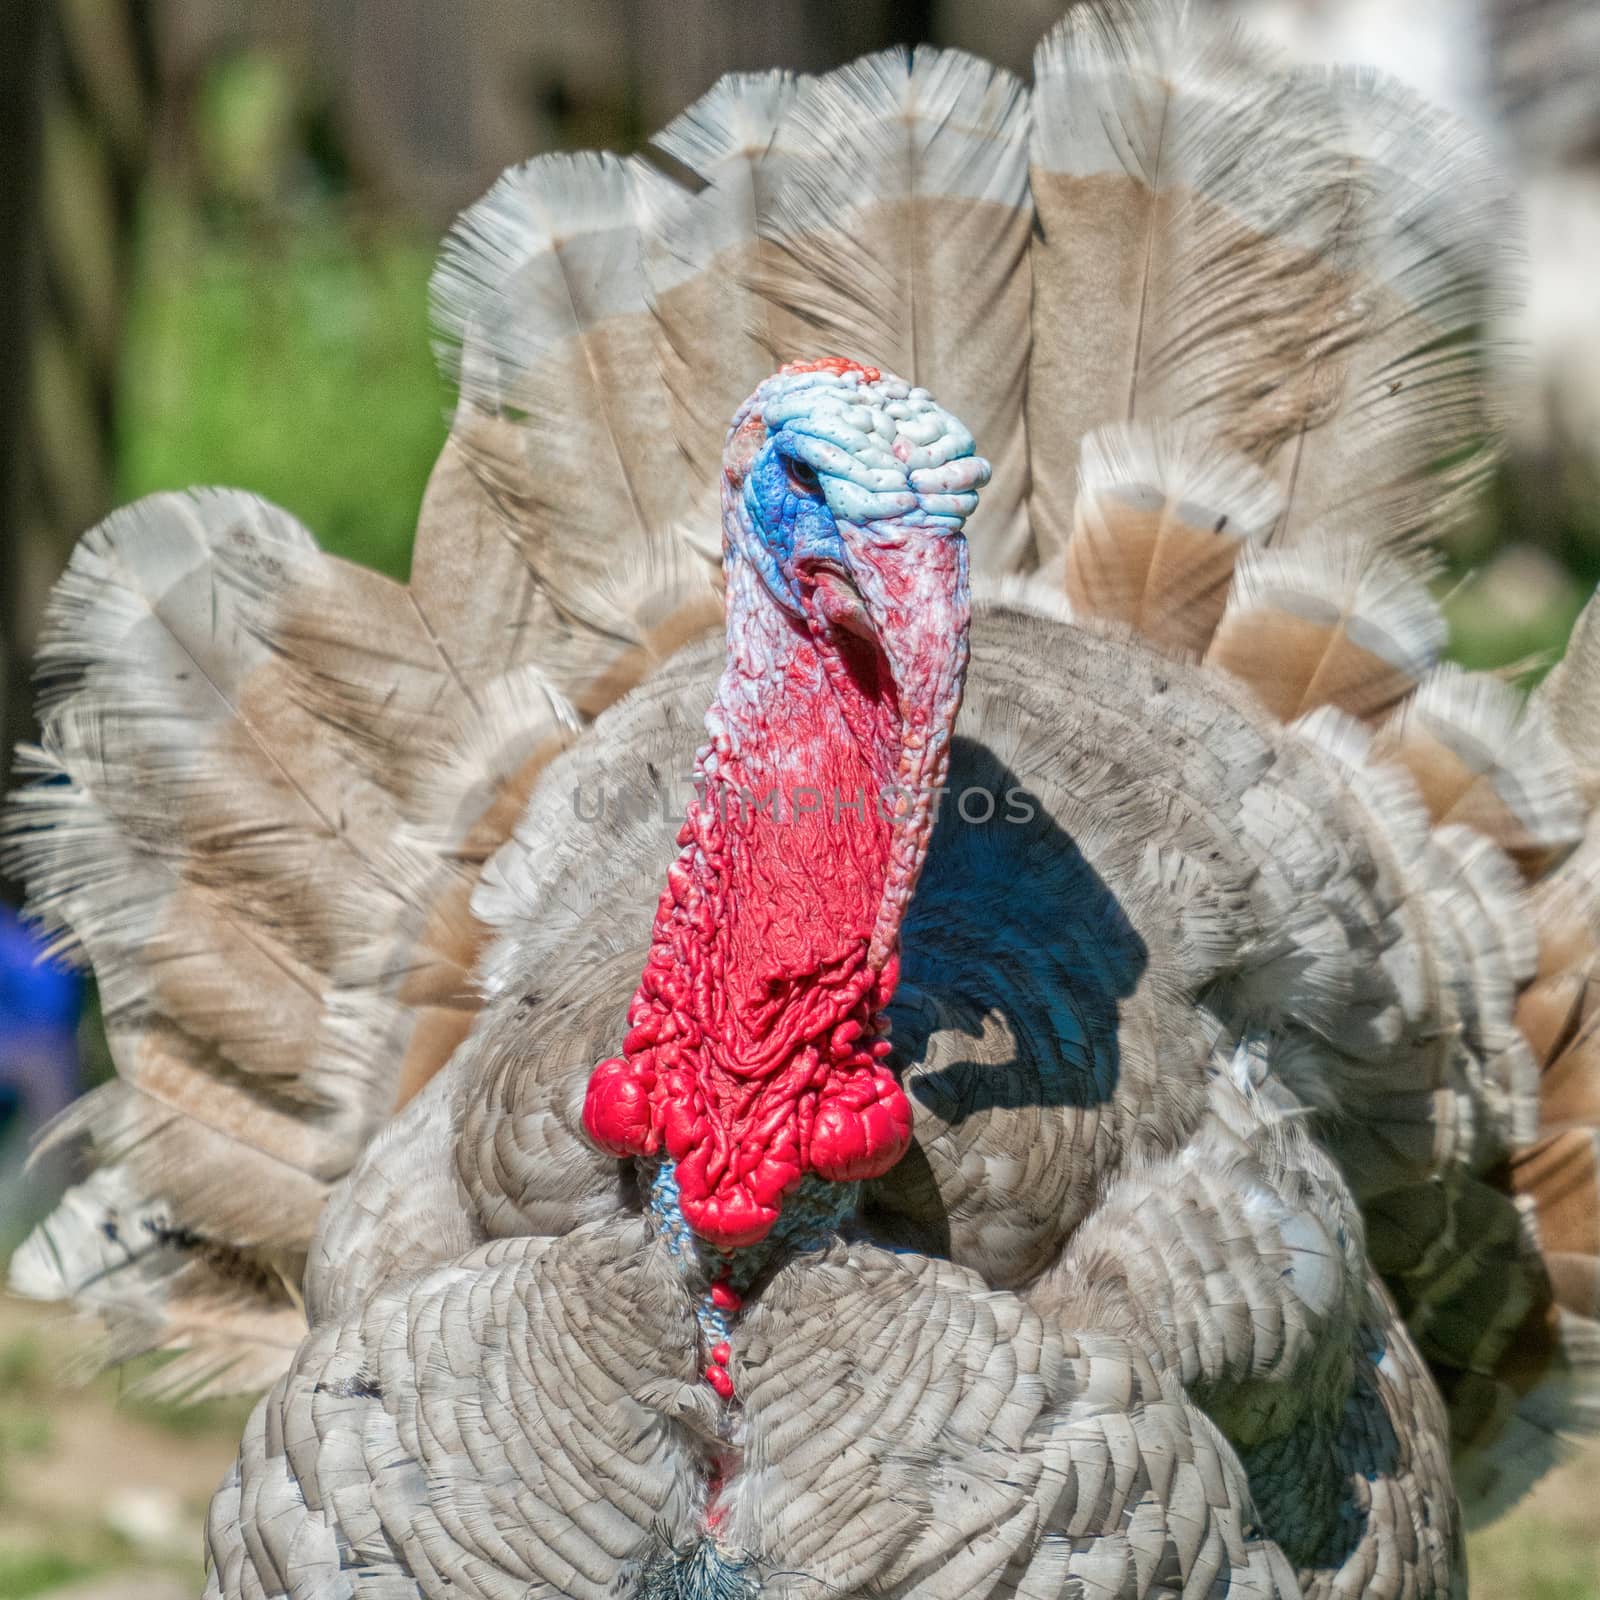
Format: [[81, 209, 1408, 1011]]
[[115, 193, 444, 578], [0, 1303, 252, 1600]]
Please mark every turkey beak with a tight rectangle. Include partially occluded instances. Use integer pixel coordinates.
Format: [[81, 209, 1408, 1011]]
[[797, 559, 876, 644]]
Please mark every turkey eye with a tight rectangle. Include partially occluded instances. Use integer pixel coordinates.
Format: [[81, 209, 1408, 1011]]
[[786, 457, 820, 494]]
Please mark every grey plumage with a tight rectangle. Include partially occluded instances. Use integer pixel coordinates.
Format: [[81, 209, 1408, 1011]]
[[7, 2, 1600, 1596]]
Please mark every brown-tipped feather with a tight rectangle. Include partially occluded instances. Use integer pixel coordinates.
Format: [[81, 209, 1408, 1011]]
[[1539, 1017, 1600, 1139], [1069, 496, 1245, 652], [1372, 665, 1584, 876], [1518, 875, 1600, 1135], [1065, 421, 1281, 656], [1206, 542, 1445, 722], [1511, 1131, 1600, 1271]]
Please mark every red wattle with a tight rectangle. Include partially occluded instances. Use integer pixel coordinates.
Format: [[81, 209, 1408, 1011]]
[[681, 1183, 784, 1251], [581, 1056, 657, 1157], [809, 1069, 913, 1182], [581, 619, 912, 1247]]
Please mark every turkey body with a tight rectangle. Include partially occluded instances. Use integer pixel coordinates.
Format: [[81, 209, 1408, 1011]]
[[8, 1, 1600, 1596], [224, 612, 1452, 1598]]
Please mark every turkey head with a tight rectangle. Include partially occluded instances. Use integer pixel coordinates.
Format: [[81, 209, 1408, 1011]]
[[582, 358, 989, 1246]]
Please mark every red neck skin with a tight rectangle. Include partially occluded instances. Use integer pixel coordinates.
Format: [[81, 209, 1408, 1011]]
[[583, 539, 968, 1248]]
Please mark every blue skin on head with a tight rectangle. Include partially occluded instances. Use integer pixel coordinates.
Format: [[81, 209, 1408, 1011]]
[[738, 443, 850, 616], [724, 368, 988, 647]]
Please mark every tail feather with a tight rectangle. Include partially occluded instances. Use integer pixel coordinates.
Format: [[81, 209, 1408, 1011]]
[[432, 152, 719, 657], [221, 521, 585, 1109], [1064, 420, 1281, 656], [1027, 3, 1510, 567], [1535, 1011, 1600, 1139], [1372, 664, 1585, 875], [5, 494, 408, 1136], [9, 1168, 306, 1402], [1512, 1130, 1600, 1276], [1270, 68, 1514, 549], [45, 1078, 331, 1248], [1518, 871, 1600, 1137], [4, 491, 514, 1383], [5, 742, 327, 1087], [1206, 540, 1446, 722], [646, 70, 801, 546], [1027, 0, 1350, 568]]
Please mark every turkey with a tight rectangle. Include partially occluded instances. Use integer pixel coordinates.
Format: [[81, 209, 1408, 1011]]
[[7, 1, 1600, 1595]]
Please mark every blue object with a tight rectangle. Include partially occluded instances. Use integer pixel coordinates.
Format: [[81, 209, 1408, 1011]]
[[0, 907, 80, 1032], [0, 905, 83, 1137]]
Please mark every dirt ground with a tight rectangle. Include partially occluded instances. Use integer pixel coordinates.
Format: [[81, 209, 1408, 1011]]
[[0, 1296, 1595, 1599], [0, 1298, 247, 1600]]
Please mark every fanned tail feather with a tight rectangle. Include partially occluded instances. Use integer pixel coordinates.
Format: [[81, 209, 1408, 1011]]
[[431, 152, 721, 690], [1207, 541, 1447, 722], [647, 51, 1036, 570], [3, 493, 407, 1381], [1372, 664, 1585, 875], [646, 70, 802, 552], [1270, 68, 1515, 548], [1027, 0, 1351, 565], [1065, 420, 1282, 656], [741, 48, 1035, 569], [8, 1168, 305, 1402]]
